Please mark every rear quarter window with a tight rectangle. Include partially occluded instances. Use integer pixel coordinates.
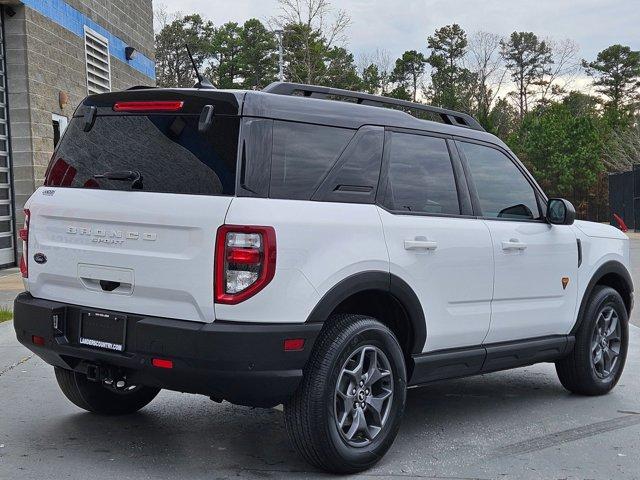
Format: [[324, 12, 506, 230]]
[[269, 121, 354, 200]]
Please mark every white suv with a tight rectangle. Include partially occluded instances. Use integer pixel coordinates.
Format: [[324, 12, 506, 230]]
[[14, 83, 633, 473]]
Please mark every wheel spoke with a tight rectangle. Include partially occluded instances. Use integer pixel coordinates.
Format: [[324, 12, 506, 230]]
[[345, 408, 365, 440], [366, 388, 391, 424], [606, 315, 620, 341], [336, 386, 355, 412], [344, 348, 366, 380], [338, 410, 350, 429], [593, 347, 603, 368]]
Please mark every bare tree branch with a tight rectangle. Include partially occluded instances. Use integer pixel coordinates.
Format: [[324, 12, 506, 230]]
[[466, 31, 507, 115], [537, 38, 581, 104]]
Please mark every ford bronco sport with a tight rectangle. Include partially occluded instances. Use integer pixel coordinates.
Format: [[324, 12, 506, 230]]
[[14, 82, 633, 473]]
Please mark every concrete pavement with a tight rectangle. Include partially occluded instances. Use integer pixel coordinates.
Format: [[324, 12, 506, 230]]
[[1, 320, 639, 479]]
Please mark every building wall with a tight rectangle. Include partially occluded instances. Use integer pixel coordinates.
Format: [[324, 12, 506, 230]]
[[2, 0, 155, 257]]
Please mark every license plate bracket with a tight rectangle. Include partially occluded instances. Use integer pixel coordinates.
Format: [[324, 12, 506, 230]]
[[79, 311, 127, 352]]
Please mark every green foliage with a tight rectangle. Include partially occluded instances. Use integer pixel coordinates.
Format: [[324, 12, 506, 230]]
[[281, 23, 360, 90], [238, 19, 279, 89], [325, 47, 362, 90], [509, 103, 604, 197], [426, 24, 475, 111], [155, 14, 215, 88], [208, 22, 244, 89], [485, 98, 517, 138], [282, 22, 326, 84], [583, 44, 640, 126], [386, 85, 412, 101], [0, 306, 12, 323], [361, 64, 381, 94], [391, 50, 427, 101]]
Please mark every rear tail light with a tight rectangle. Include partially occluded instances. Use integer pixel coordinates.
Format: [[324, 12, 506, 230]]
[[19, 209, 30, 278], [215, 225, 276, 304], [113, 101, 184, 112], [32, 335, 45, 346]]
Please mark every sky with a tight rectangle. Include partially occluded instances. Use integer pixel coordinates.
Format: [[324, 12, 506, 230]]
[[158, 0, 639, 64]]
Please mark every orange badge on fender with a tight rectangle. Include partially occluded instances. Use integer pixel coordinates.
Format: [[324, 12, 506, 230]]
[[562, 277, 570, 290]]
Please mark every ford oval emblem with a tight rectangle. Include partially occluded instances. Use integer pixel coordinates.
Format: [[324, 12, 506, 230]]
[[33, 253, 47, 264]]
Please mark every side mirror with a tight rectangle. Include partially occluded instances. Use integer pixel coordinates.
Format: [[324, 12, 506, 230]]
[[547, 198, 575, 225]]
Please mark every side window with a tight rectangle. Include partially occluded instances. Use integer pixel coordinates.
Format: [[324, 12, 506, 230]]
[[459, 142, 541, 220], [270, 121, 354, 200], [383, 132, 460, 215]]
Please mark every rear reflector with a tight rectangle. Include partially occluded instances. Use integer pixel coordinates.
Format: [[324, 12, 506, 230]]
[[283, 338, 305, 352], [152, 358, 173, 369], [32, 335, 45, 346], [113, 101, 184, 112]]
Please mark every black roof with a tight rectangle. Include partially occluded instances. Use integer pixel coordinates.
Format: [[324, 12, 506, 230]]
[[82, 83, 507, 149]]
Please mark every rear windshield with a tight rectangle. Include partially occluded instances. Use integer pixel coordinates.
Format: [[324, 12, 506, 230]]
[[46, 114, 240, 195]]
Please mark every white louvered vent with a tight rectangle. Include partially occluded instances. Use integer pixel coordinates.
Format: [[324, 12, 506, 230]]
[[84, 28, 111, 95]]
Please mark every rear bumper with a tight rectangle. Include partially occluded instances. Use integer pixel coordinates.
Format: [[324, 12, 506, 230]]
[[13, 292, 322, 407]]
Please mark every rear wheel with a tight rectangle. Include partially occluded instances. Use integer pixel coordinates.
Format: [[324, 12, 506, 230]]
[[54, 367, 160, 415], [284, 314, 407, 474], [556, 286, 628, 395]]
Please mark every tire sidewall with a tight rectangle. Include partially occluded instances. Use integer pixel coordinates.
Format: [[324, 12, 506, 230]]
[[580, 288, 629, 390], [323, 322, 407, 469]]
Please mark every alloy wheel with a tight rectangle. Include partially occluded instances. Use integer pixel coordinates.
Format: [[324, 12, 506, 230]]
[[591, 305, 622, 379], [334, 345, 394, 447]]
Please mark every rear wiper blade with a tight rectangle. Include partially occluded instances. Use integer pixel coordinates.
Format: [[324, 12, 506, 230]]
[[94, 170, 143, 190]]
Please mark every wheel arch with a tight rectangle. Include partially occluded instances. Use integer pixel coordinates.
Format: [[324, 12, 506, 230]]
[[572, 260, 634, 334], [306, 271, 427, 356]]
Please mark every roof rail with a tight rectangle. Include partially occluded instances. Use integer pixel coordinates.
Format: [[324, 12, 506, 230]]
[[263, 82, 485, 132]]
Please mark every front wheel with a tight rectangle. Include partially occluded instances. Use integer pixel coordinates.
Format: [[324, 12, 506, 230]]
[[556, 286, 629, 395], [284, 314, 407, 474]]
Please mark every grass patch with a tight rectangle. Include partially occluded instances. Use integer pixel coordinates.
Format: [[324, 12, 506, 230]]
[[0, 306, 12, 323]]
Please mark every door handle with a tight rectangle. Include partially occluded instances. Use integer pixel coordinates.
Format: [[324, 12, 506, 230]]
[[404, 239, 438, 251], [501, 238, 527, 251]]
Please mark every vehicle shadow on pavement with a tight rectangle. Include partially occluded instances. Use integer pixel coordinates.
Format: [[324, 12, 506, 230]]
[[21, 363, 601, 479]]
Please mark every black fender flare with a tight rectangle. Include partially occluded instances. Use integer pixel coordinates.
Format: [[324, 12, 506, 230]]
[[305, 271, 427, 354], [571, 260, 634, 334]]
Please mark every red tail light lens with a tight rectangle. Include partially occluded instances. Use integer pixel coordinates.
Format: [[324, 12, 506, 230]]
[[152, 358, 173, 369], [19, 209, 30, 278], [215, 225, 276, 304], [284, 338, 305, 352], [113, 101, 184, 112]]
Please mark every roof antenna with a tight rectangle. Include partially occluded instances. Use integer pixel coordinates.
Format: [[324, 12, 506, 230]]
[[186, 44, 215, 89]]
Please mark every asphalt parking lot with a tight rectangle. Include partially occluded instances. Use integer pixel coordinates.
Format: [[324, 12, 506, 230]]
[[1, 236, 640, 480]]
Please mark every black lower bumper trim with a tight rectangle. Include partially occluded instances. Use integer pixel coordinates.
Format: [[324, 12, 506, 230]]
[[13, 292, 322, 407]]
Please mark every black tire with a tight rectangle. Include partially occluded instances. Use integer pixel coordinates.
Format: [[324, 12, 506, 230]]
[[284, 314, 407, 474], [54, 367, 160, 415], [556, 286, 629, 396]]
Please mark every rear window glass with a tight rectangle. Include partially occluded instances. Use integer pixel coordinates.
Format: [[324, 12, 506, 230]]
[[269, 121, 354, 200], [46, 114, 240, 195]]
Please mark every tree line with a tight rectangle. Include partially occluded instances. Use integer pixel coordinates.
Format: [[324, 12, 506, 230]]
[[155, 0, 640, 221]]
